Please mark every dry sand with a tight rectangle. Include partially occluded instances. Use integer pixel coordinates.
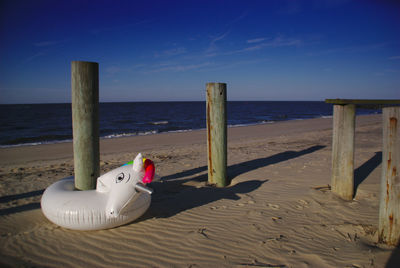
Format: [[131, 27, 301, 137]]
[[0, 114, 399, 267]]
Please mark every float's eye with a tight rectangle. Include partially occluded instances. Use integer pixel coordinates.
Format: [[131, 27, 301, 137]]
[[116, 173, 125, 183]]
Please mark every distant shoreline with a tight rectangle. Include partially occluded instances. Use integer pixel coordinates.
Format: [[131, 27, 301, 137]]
[[0, 101, 380, 148], [0, 114, 381, 167]]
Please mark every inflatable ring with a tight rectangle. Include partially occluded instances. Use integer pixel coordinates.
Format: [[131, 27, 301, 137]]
[[41, 153, 155, 231]]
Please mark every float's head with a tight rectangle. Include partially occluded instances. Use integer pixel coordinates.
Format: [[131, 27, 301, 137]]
[[97, 153, 153, 218], [122, 157, 155, 184]]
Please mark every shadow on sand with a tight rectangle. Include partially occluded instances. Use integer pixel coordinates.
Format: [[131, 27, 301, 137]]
[[143, 145, 325, 219], [0, 190, 44, 216], [0, 189, 44, 204], [0, 145, 325, 218], [354, 152, 382, 197], [385, 242, 400, 268], [0, 203, 41, 216], [163, 145, 326, 182]]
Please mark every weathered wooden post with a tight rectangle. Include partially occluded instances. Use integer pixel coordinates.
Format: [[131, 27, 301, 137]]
[[71, 61, 100, 190], [206, 82, 228, 187], [331, 104, 356, 200], [379, 106, 400, 246]]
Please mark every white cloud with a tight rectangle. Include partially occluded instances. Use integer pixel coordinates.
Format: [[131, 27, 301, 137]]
[[374, 72, 385, 76], [385, 69, 400, 73], [389, 56, 400, 60], [148, 62, 211, 73], [24, 52, 45, 63], [131, 63, 147, 69], [212, 31, 230, 43], [228, 36, 302, 55], [313, 0, 351, 10], [205, 31, 230, 56], [155, 47, 186, 58], [34, 40, 65, 47], [307, 43, 387, 57], [91, 19, 153, 34], [278, 0, 303, 14], [106, 66, 121, 74], [247, 38, 267, 44], [201, 58, 270, 72], [373, 69, 400, 76], [227, 11, 248, 26]]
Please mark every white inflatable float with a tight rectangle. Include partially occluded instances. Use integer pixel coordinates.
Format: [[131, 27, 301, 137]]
[[41, 153, 155, 231]]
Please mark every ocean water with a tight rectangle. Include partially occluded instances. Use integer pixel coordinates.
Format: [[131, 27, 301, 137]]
[[0, 101, 379, 147]]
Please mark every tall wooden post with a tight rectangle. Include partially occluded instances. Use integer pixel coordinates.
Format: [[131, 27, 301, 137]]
[[379, 106, 400, 246], [331, 104, 356, 200], [206, 83, 227, 187], [71, 61, 100, 190]]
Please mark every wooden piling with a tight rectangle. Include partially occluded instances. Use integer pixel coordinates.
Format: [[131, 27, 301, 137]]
[[378, 106, 400, 246], [71, 61, 100, 190], [331, 104, 356, 200], [206, 82, 227, 187]]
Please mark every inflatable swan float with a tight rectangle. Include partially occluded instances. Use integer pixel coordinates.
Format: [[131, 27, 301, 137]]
[[41, 153, 155, 231]]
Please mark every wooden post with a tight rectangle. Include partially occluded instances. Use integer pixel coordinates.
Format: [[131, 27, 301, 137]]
[[71, 61, 100, 190], [206, 83, 227, 187], [331, 104, 356, 200], [379, 106, 400, 246]]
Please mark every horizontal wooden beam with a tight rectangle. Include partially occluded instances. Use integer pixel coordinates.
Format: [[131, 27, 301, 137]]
[[325, 99, 400, 105]]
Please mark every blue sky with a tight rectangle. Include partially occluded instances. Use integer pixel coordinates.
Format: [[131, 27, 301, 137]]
[[0, 0, 399, 103]]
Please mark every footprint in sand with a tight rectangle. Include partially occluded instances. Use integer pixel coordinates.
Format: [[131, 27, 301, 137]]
[[266, 203, 280, 210], [247, 210, 263, 217], [235, 200, 256, 207], [210, 205, 227, 210], [295, 199, 309, 210]]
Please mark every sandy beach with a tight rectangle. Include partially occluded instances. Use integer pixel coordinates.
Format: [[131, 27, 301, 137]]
[[0, 114, 399, 267]]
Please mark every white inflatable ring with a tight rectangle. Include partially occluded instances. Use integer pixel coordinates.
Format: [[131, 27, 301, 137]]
[[41, 177, 151, 230], [41, 153, 153, 231]]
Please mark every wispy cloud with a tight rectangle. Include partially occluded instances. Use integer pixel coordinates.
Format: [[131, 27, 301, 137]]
[[34, 40, 65, 47], [104, 64, 149, 76], [206, 31, 230, 56], [278, 0, 303, 14], [202, 58, 270, 72], [389, 56, 400, 60], [91, 19, 153, 34], [307, 43, 387, 57], [24, 52, 45, 63], [313, 0, 351, 10], [154, 47, 186, 58], [131, 63, 147, 69], [374, 69, 400, 76], [147, 62, 212, 73], [247, 38, 267, 44], [146, 58, 269, 74], [34, 41, 57, 47], [227, 36, 302, 55], [385, 69, 400, 73], [105, 66, 121, 74], [227, 10, 248, 26], [278, 0, 350, 14]]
